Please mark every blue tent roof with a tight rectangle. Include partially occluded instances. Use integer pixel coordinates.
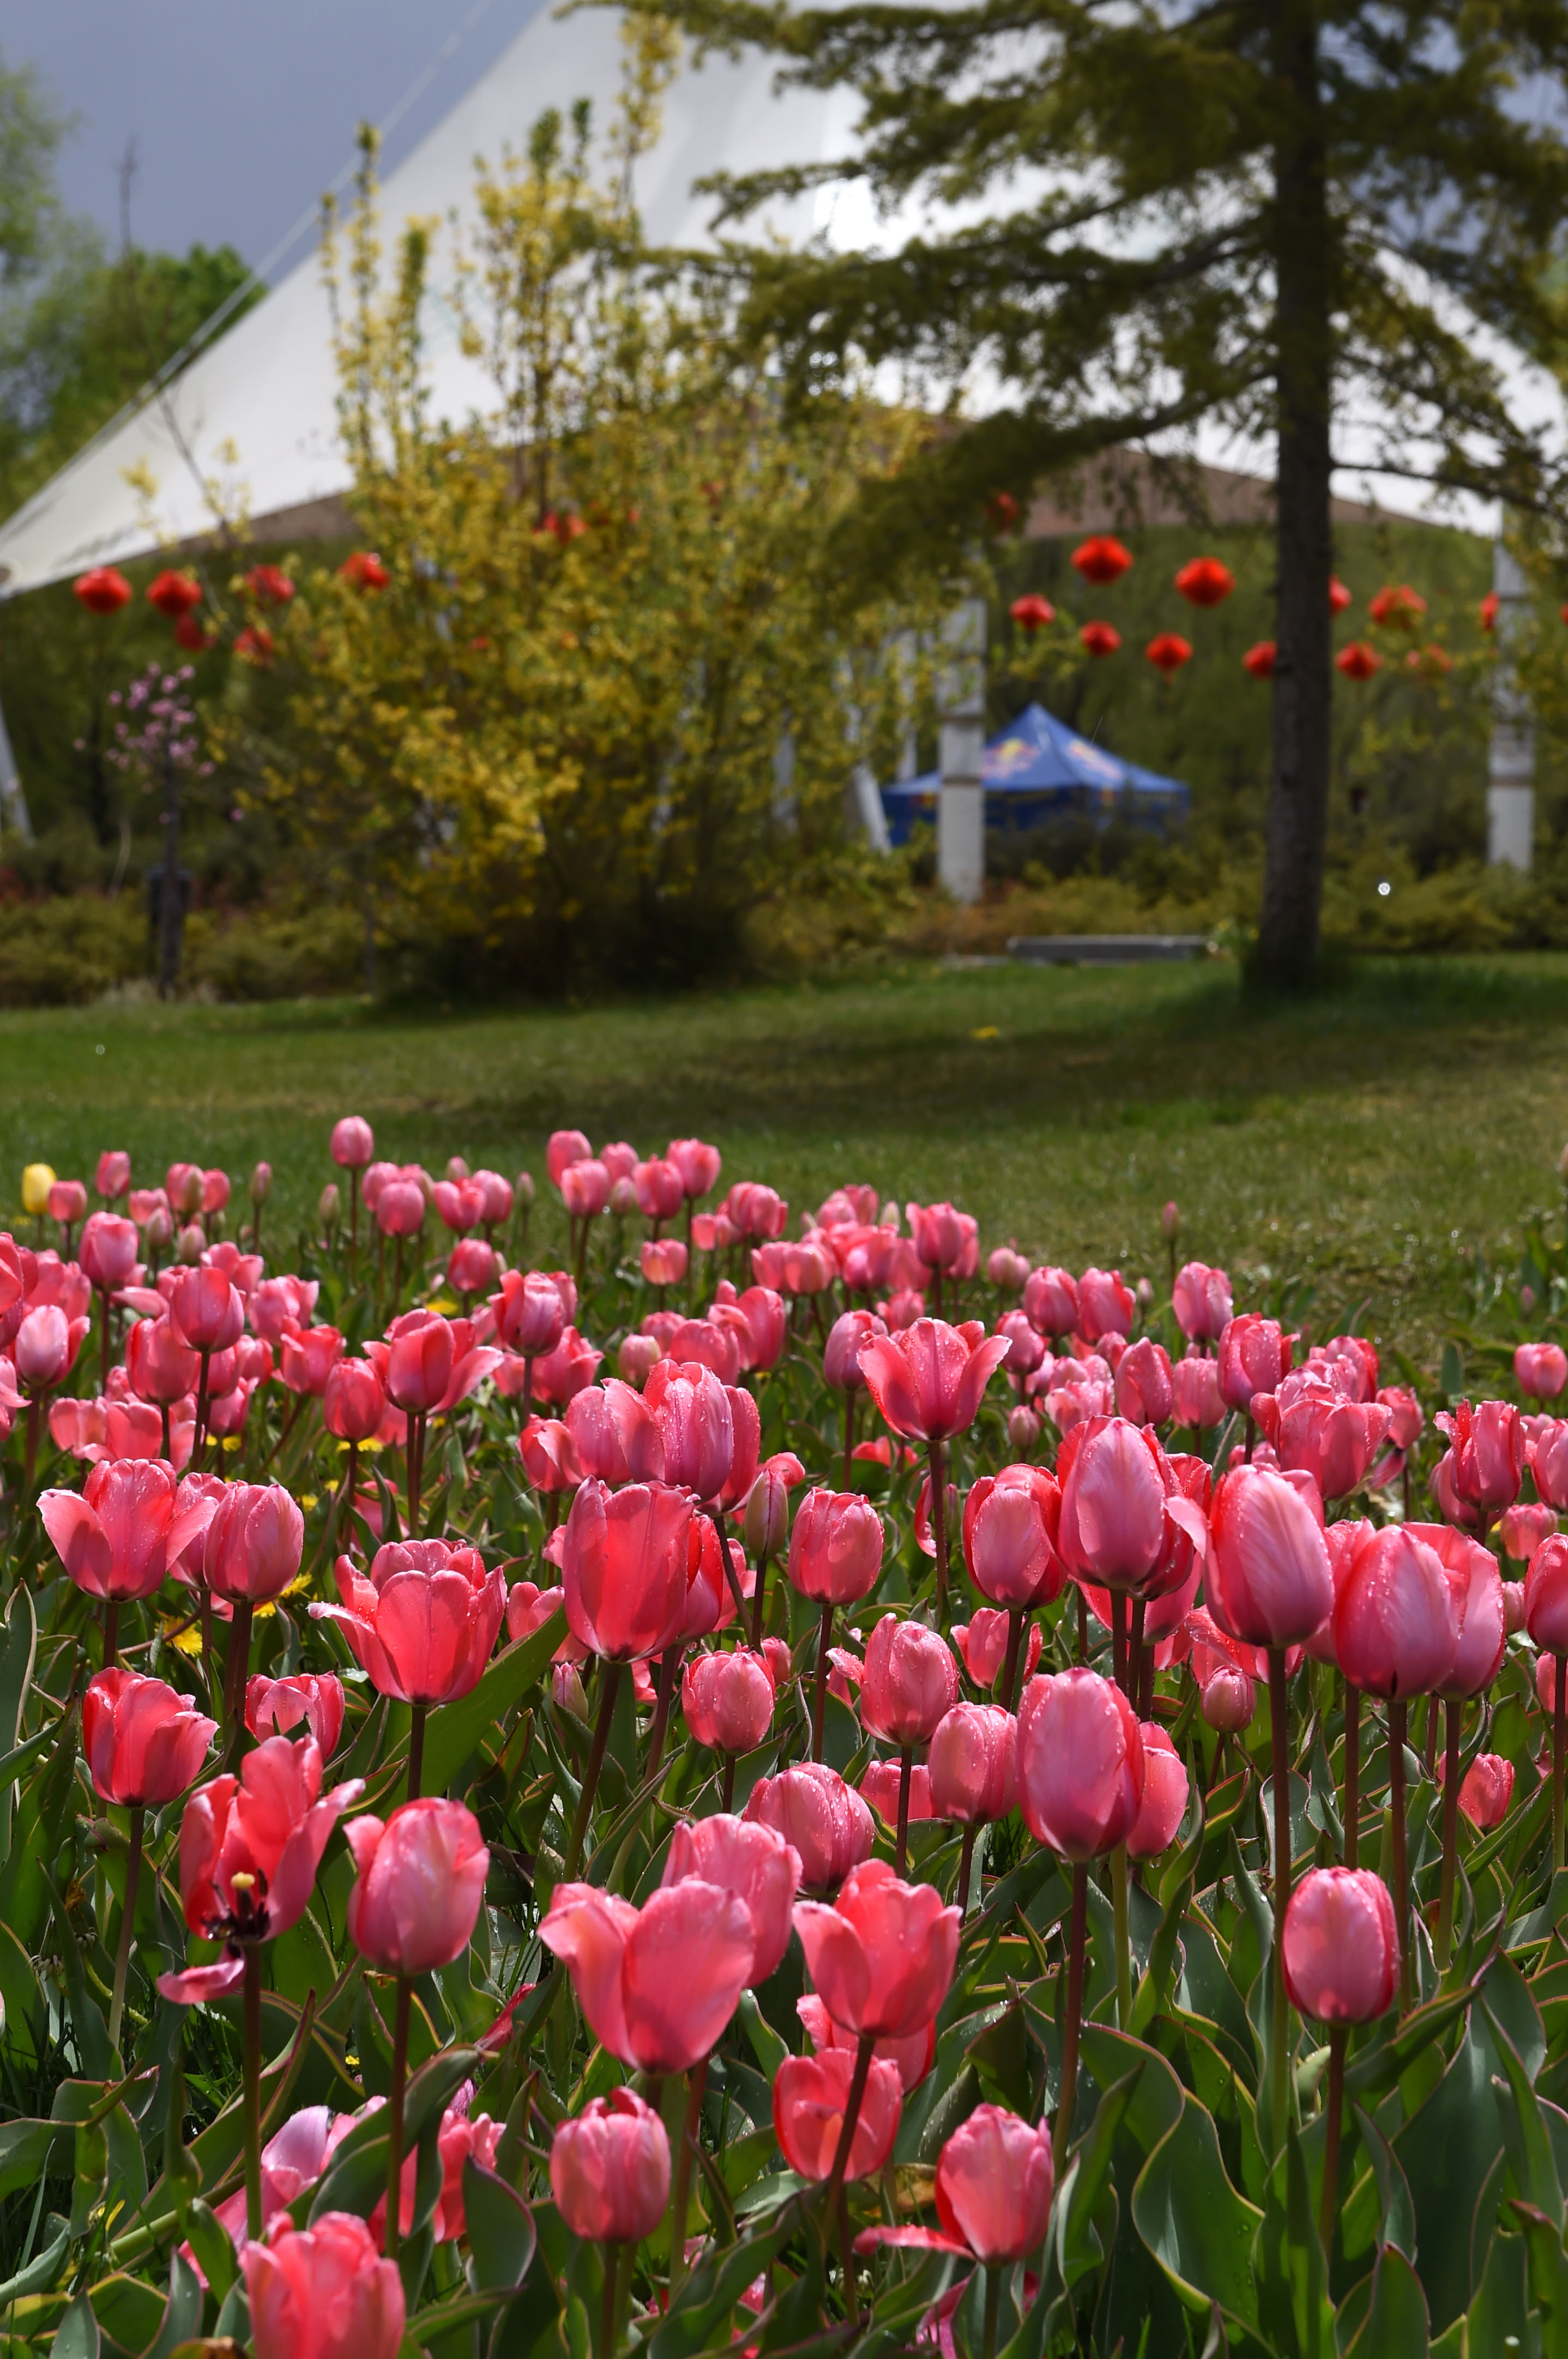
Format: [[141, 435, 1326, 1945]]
[[881, 702, 1189, 844]]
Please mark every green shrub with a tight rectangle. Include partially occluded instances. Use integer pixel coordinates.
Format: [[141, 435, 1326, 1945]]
[[0, 893, 147, 1005]]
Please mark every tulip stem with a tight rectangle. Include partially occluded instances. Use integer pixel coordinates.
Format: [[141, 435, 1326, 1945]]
[[668, 2054, 708, 2300], [407, 1411, 426, 1537], [1436, 1696, 1461, 1971], [1268, 1647, 1293, 2148], [750, 1549, 770, 1651], [599, 2244, 622, 2359], [194, 1349, 211, 1472], [98, 1285, 112, 1392], [1130, 1593, 1148, 1718], [721, 1753, 736, 1812], [1389, 1696, 1411, 2013], [407, 1701, 426, 1804], [385, 1972, 411, 2261], [1002, 1610, 1028, 1712], [23, 1397, 40, 1497], [842, 1392, 855, 1492], [225, 1601, 254, 1742], [1076, 1591, 1089, 1664], [957, 1823, 978, 1916], [926, 1440, 949, 1626], [822, 2028, 876, 2219], [647, 1646, 681, 1777], [1112, 1843, 1132, 2028], [102, 1602, 118, 1672], [108, 1804, 143, 2058], [1319, 2024, 1347, 2256], [348, 1169, 360, 1275], [564, 1662, 622, 1880], [1342, 1686, 1360, 1871], [709, 1505, 747, 1624], [836, 2183, 859, 2323], [1547, 1660, 1556, 1877], [895, 1746, 914, 1876], [1110, 1590, 1128, 1699], [811, 1602, 835, 1765], [243, 1943, 263, 2242], [981, 2266, 1002, 2359], [1054, 1863, 1088, 2176]]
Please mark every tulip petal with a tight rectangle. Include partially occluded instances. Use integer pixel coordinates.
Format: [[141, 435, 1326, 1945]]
[[157, 1955, 246, 2003]]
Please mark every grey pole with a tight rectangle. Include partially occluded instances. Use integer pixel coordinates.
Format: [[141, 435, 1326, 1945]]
[[938, 597, 986, 903], [1487, 534, 1534, 871]]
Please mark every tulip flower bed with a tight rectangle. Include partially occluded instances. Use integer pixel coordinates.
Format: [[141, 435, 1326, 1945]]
[[4, 1125, 1568, 2359]]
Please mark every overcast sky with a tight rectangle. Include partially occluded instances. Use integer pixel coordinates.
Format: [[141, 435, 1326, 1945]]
[[0, 0, 545, 276]]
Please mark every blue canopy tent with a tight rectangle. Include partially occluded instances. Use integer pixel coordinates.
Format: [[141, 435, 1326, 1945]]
[[880, 701, 1190, 846]]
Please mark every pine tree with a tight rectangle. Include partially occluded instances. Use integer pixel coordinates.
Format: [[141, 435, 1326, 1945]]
[[649, 0, 1568, 981]]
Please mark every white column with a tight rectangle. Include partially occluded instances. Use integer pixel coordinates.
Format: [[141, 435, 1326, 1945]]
[[938, 598, 986, 904], [0, 693, 31, 838], [1488, 537, 1534, 870]]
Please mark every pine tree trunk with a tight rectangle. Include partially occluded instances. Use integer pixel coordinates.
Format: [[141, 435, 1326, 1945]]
[[1258, 2, 1333, 990]]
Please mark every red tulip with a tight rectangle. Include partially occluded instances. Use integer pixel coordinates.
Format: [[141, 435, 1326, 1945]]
[[682, 1647, 776, 1755], [83, 1668, 215, 1806], [346, 1798, 489, 1973], [126, 1309, 200, 1405], [928, 1701, 1017, 1823], [550, 2090, 670, 2243], [245, 563, 296, 605], [168, 1266, 244, 1354], [1056, 1415, 1173, 1590], [160, 1736, 363, 1997], [246, 1672, 346, 1755], [318, 1538, 504, 1704], [330, 1117, 375, 1170], [860, 1614, 958, 1744], [148, 569, 202, 617], [775, 2047, 902, 2181], [1023, 1266, 1078, 1338], [561, 1478, 692, 1661], [793, 1859, 959, 2038], [540, 1877, 755, 2071], [280, 1325, 343, 1397], [1017, 1668, 1143, 1859], [39, 1456, 179, 1600], [936, 2104, 1054, 2260], [961, 1465, 1064, 1610], [1126, 1724, 1189, 1858], [202, 1482, 304, 1604], [647, 1359, 736, 1501], [564, 1379, 664, 1484], [1217, 1315, 1293, 1413], [1517, 1343, 1568, 1401], [1458, 1754, 1514, 1828], [857, 1317, 1010, 1443], [662, 1811, 801, 1983], [1281, 1867, 1399, 2023], [340, 549, 390, 589], [1436, 1399, 1525, 1515], [787, 1488, 885, 1603], [952, 1607, 1041, 1690], [744, 1762, 875, 1892], [80, 1211, 140, 1292], [1207, 1465, 1333, 1647]]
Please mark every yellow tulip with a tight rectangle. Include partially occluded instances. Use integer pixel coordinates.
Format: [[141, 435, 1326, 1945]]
[[21, 1163, 55, 1216]]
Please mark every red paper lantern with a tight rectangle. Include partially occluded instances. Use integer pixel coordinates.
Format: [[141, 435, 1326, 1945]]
[[1329, 577, 1353, 614], [147, 570, 202, 619], [173, 614, 209, 652], [1480, 593, 1499, 631], [1174, 556, 1234, 608], [1071, 535, 1132, 586], [1243, 641, 1276, 679], [1078, 619, 1121, 658], [244, 564, 295, 605], [1145, 633, 1193, 675], [234, 624, 274, 667], [339, 550, 390, 590], [1336, 641, 1382, 681], [1368, 582, 1426, 629], [1010, 593, 1055, 634], [987, 491, 1020, 532], [1406, 642, 1452, 678], [73, 567, 132, 616]]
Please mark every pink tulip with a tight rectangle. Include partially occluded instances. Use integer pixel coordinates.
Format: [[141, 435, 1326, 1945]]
[[1412, 1522, 1504, 1698], [1378, 1386, 1424, 1452], [564, 1380, 663, 1484], [550, 2090, 670, 2243], [662, 1812, 801, 1983], [936, 2104, 1054, 2261], [1281, 1867, 1399, 2023], [447, 1238, 498, 1297], [1201, 1665, 1256, 1731], [546, 1130, 592, 1188], [1517, 1343, 1568, 1400], [330, 1118, 376, 1171], [1253, 1372, 1392, 1499], [1527, 1534, 1568, 1656], [1173, 1262, 1233, 1342], [1502, 1502, 1558, 1562], [1126, 1724, 1189, 1858], [1056, 1415, 1174, 1589], [280, 1325, 343, 1397], [928, 1702, 1017, 1823], [1217, 1314, 1293, 1413], [323, 1358, 385, 1442], [245, 2211, 403, 2359], [682, 1647, 776, 1755], [202, 1482, 304, 1604], [774, 2047, 902, 2181], [987, 1245, 1030, 1293], [1436, 1399, 1525, 1514], [1074, 1266, 1132, 1342], [1458, 1753, 1514, 1828], [1169, 1353, 1224, 1433], [80, 1212, 140, 1292], [1503, 1578, 1527, 1633], [787, 1487, 885, 1603], [125, 1311, 200, 1406], [743, 1453, 803, 1559], [15, 1304, 78, 1390], [744, 1762, 875, 1892], [540, 1878, 755, 2071], [318, 1539, 505, 1705], [962, 1465, 1065, 1608], [1534, 1420, 1568, 1512], [953, 1608, 1041, 1691], [1114, 1336, 1173, 1427], [1023, 1266, 1078, 1338], [168, 1265, 244, 1353], [83, 1668, 215, 1806], [39, 1456, 179, 1600], [561, 1478, 692, 1661], [857, 1316, 1010, 1443], [246, 1673, 346, 1756], [1207, 1464, 1333, 1647], [860, 1614, 958, 1744], [634, 1157, 684, 1223], [861, 1759, 933, 1825], [668, 1136, 721, 1199], [793, 1859, 958, 2038], [518, 1416, 581, 1494], [96, 1150, 131, 1200], [491, 1269, 565, 1358], [346, 1798, 489, 1974], [825, 1308, 887, 1393], [560, 1159, 611, 1219], [646, 1358, 736, 1502], [1017, 1668, 1144, 1859], [641, 1237, 689, 1287]]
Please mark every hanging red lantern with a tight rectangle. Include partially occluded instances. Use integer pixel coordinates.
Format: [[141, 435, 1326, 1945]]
[[1243, 641, 1276, 679], [1368, 582, 1426, 629], [1145, 633, 1192, 675], [1406, 642, 1451, 678], [244, 564, 295, 605], [987, 491, 1021, 532], [1479, 593, 1499, 630], [1078, 619, 1121, 657], [339, 550, 390, 590], [1329, 577, 1353, 614], [1174, 556, 1234, 608], [234, 624, 274, 667], [1336, 641, 1382, 681], [73, 567, 132, 616], [1071, 535, 1132, 586], [1010, 593, 1055, 633], [173, 614, 209, 653], [146, 570, 202, 619]]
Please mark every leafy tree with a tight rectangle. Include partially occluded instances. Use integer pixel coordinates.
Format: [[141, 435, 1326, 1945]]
[[638, 0, 1568, 983]]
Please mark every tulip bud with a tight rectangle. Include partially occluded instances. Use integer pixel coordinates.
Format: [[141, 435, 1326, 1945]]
[[346, 1798, 489, 1974], [330, 1116, 375, 1171], [550, 2091, 670, 2244], [21, 1163, 55, 1217], [144, 1203, 173, 1252], [1007, 1403, 1041, 1455], [250, 1160, 273, 1206], [1162, 1200, 1180, 1239], [176, 1223, 205, 1265], [319, 1182, 341, 1232], [1136, 1276, 1155, 1311], [1281, 1867, 1399, 2023]]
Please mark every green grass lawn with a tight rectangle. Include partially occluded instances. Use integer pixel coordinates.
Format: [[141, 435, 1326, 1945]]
[[2, 953, 1564, 1368]]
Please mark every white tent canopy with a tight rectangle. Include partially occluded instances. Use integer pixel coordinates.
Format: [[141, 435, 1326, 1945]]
[[0, 7, 845, 599]]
